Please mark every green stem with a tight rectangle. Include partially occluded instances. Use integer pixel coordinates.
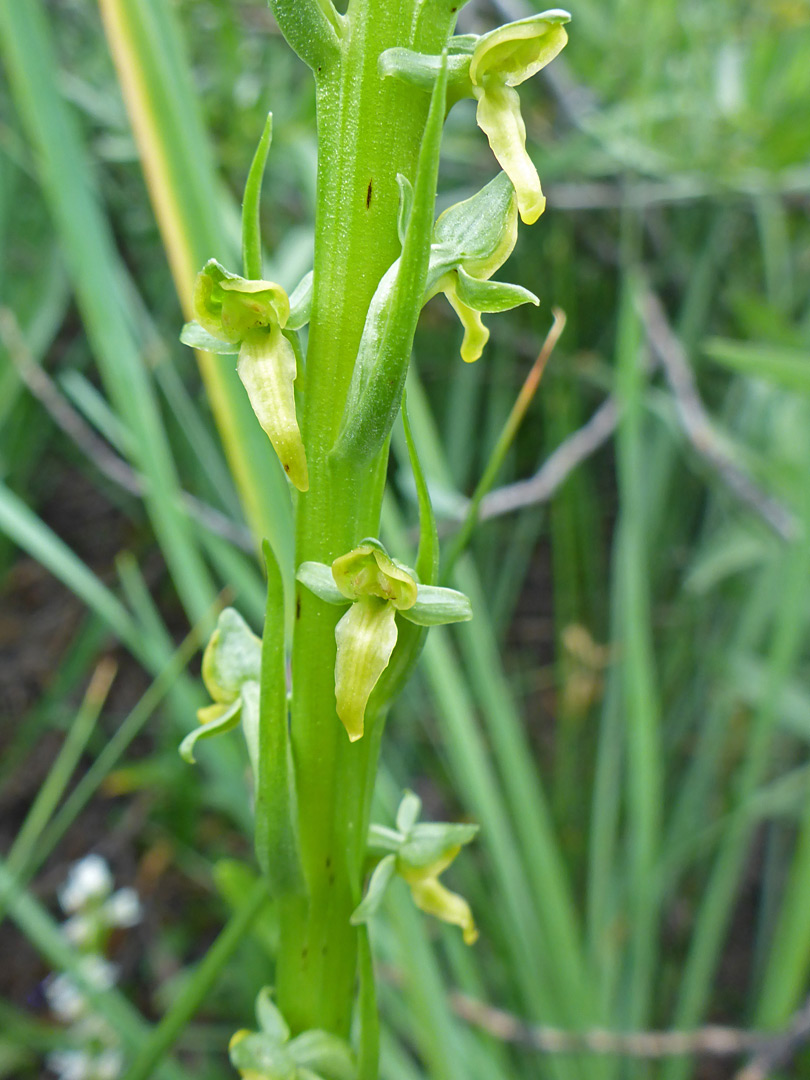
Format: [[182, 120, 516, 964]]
[[274, 0, 459, 1037]]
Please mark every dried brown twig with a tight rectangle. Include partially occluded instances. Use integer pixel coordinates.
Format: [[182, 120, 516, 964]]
[[638, 287, 797, 541], [448, 987, 810, 1073]]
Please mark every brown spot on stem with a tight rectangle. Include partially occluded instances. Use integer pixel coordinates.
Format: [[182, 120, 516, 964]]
[[366, 180, 373, 208]]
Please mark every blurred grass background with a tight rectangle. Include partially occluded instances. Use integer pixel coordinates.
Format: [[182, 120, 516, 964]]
[[2, 0, 810, 1077]]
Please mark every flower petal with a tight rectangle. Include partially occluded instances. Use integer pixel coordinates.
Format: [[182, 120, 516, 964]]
[[455, 265, 539, 313], [201, 608, 262, 703], [439, 273, 490, 363], [431, 171, 518, 279], [406, 874, 479, 945], [331, 544, 417, 609], [180, 697, 242, 764], [334, 598, 398, 741], [238, 327, 309, 491], [475, 83, 545, 225]]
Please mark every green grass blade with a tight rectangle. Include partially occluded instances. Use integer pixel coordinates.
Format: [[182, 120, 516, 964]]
[[613, 273, 663, 1028], [96, 0, 294, 567], [664, 521, 810, 1080], [0, 479, 141, 653], [0, 858, 191, 1080], [120, 879, 270, 1080], [0, 0, 216, 624], [6, 659, 115, 876]]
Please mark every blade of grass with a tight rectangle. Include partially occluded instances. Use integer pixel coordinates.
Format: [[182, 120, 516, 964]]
[[441, 310, 565, 582], [613, 272, 663, 1030], [382, 498, 585, 1080], [0, 858, 190, 1080], [0, 479, 142, 653], [120, 878, 270, 1080], [96, 0, 294, 566], [6, 658, 117, 876], [0, 0, 216, 625], [393, 369, 597, 1042], [663, 510, 810, 1080]]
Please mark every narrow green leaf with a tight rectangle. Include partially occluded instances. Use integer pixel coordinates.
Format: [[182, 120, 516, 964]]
[[333, 51, 449, 463], [357, 926, 380, 1080], [0, 480, 141, 654], [704, 336, 810, 395], [242, 112, 273, 280], [256, 540, 306, 894], [402, 392, 438, 587]]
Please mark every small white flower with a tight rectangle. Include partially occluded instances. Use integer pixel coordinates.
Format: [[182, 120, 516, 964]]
[[102, 888, 142, 929], [45, 973, 86, 1022], [61, 915, 93, 948], [94, 1049, 124, 1080], [72, 1013, 117, 1046], [80, 954, 119, 992], [46, 1048, 92, 1080], [59, 856, 113, 914], [45, 956, 119, 1023]]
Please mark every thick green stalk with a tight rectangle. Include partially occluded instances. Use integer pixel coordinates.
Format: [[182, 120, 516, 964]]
[[274, 0, 460, 1036]]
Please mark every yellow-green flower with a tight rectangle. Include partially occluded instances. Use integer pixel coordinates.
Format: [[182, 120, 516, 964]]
[[470, 11, 570, 225], [423, 172, 538, 363], [229, 989, 354, 1080], [297, 541, 472, 742], [179, 608, 261, 768], [183, 259, 309, 491], [352, 791, 479, 945]]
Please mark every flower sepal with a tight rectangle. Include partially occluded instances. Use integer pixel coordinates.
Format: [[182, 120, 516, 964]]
[[179, 609, 261, 766]]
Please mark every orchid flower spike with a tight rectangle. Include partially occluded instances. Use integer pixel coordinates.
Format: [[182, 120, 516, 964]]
[[470, 11, 570, 224], [352, 790, 480, 945], [182, 259, 309, 491], [179, 608, 261, 772], [297, 540, 472, 741]]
